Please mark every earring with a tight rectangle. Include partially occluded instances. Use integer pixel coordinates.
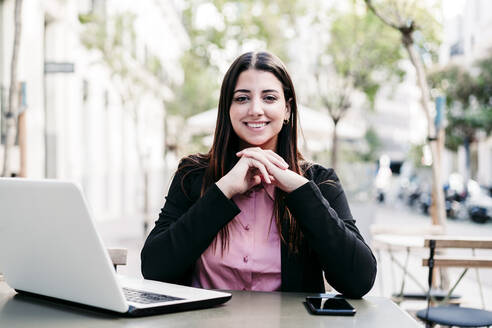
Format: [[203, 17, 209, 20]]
[[283, 118, 289, 125]]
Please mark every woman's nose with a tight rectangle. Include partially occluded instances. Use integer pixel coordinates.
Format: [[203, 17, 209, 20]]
[[248, 97, 264, 116]]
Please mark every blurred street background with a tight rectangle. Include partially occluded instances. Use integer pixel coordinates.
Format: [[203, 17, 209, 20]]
[[1, 0, 492, 321]]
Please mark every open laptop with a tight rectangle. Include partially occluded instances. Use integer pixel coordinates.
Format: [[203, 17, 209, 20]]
[[0, 178, 231, 316]]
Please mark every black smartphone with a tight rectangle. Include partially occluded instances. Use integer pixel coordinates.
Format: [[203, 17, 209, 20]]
[[305, 296, 356, 316]]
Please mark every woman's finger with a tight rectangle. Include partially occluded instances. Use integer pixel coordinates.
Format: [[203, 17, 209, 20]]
[[238, 149, 283, 172], [254, 149, 287, 169], [265, 151, 288, 169], [238, 148, 288, 169], [252, 174, 262, 185], [249, 158, 271, 184], [264, 149, 288, 168]]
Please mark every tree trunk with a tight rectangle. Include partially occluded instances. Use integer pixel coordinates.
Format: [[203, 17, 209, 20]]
[[18, 110, 27, 177], [2, 0, 23, 177], [403, 36, 446, 228], [331, 121, 338, 171], [463, 136, 470, 195]]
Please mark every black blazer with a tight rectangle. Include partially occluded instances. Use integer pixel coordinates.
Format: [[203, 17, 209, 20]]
[[141, 162, 377, 298]]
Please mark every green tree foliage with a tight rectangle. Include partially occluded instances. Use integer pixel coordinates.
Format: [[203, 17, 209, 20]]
[[428, 56, 492, 152], [408, 143, 425, 168], [364, 0, 442, 60], [79, 12, 137, 78], [166, 52, 219, 118], [326, 8, 404, 107], [169, 0, 304, 118], [474, 56, 492, 111], [313, 3, 404, 169], [358, 126, 382, 162], [79, 12, 168, 100]]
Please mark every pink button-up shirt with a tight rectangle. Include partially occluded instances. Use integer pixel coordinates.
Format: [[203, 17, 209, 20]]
[[192, 183, 281, 291]]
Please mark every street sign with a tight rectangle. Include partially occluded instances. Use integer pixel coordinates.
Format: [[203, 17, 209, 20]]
[[434, 95, 445, 130], [44, 62, 75, 73]]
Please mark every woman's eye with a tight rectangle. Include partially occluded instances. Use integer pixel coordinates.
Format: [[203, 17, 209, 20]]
[[264, 95, 277, 102], [234, 96, 248, 103]]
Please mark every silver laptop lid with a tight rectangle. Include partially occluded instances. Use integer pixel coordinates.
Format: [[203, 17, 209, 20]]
[[0, 178, 128, 313]]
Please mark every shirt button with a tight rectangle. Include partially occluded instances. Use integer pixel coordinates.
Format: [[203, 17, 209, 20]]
[[244, 224, 250, 231], [243, 256, 249, 263]]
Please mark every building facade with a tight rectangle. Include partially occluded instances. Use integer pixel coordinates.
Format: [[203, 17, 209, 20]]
[[0, 0, 189, 223]]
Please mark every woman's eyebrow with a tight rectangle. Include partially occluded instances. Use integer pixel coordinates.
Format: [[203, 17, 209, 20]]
[[262, 89, 280, 93], [233, 89, 251, 94]]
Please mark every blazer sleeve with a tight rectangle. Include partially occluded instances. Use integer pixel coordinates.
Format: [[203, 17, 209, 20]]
[[284, 165, 377, 298], [141, 168, 240, 284]]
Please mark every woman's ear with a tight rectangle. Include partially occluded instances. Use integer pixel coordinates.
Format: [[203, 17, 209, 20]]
[[285, 98, 292, 120]]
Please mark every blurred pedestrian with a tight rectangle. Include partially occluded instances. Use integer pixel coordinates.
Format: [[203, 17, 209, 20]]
[[141, 51, 376, 298], [375, 155, 392, 203]]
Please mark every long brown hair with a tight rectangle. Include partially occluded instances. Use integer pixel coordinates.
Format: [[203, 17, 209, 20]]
[[180, 51, 307, 253]]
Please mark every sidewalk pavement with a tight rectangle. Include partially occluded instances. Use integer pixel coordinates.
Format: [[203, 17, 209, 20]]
[[95, 200, 492, 318]]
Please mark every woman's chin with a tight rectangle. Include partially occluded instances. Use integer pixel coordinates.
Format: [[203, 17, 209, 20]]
[[239, 138, 277, 150]]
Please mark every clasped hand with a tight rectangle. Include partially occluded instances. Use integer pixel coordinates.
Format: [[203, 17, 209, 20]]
[[216, 147, 308, 199]]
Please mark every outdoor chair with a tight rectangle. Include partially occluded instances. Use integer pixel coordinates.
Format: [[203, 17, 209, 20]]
[[417, 237, 492, 328], [370, 224, 455, 303]]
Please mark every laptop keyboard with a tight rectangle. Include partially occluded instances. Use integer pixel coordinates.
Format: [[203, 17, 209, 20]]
[[123, 287, 184, 304]]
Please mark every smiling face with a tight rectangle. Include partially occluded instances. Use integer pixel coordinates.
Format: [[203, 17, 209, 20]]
[[229, 69, 291, 151]]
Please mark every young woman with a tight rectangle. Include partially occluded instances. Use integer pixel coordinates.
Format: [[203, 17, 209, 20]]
[[141, 51, 376, 298]]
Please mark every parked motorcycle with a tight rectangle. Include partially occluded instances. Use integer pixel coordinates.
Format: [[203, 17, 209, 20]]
[[466, 180, 492, 224], [417, 190, 465, 220]]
